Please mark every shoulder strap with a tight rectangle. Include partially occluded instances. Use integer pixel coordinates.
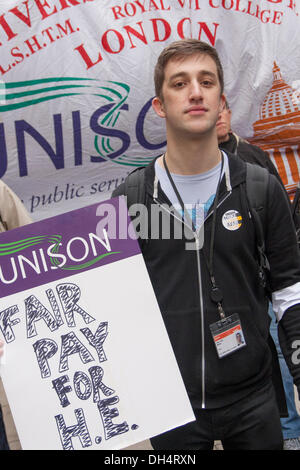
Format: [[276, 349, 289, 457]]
[[291, 183, 300, 244], [245, 162, 270, 287], [246, 162, 269, 223], [124, 167, 146, 208], [292, 182, 300, 214]]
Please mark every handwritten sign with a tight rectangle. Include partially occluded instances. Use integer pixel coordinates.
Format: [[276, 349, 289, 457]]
[[0, 197, 194, 450]]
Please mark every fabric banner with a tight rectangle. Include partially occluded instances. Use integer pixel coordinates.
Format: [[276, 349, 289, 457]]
[[0, 196, 194, 450], [0, 0, 299, 221]]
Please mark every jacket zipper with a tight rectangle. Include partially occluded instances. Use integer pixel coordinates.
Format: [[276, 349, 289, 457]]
[[153, 191, 231, 408], [194, 233, 206, 408]]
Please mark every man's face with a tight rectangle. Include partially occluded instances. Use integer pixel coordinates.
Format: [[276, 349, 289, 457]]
[[152, 53, 225, 139], [216, 107, 232, 143]]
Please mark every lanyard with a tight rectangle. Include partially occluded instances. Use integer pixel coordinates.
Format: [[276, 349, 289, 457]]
[[162, 152, 226, 319]]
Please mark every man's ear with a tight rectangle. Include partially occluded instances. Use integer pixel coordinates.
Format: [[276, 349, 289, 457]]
[[152, 96, 166, 118]]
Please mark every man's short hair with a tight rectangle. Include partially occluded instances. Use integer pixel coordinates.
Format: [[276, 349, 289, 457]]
[[154, 39, 224, 100]]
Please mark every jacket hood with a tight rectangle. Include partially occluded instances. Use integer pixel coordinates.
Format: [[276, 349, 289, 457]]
[[144, 151, 247, 200]]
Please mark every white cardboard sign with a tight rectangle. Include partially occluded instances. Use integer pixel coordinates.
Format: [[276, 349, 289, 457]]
[[0, 197, 194, 450]]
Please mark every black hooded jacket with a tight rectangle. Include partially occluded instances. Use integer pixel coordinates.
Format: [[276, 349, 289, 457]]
[[112, 153, 300, 411]]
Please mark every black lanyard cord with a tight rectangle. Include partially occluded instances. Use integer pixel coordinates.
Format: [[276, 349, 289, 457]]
[[163, 152, 226, 318], [207, 154, 224, 280], [162, 153, 196, 233], [163, 151, 224, 260]]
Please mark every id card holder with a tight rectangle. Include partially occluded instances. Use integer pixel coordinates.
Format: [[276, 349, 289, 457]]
[[209, 313, 246, 359]]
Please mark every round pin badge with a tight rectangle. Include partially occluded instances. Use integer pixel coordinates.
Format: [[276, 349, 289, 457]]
[[222, 210, 242, 231]]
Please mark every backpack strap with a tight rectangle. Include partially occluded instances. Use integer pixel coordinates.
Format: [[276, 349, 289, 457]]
[[291, 182, 300, 213], [291, 182, 300, 245], [124, 167, 146, 208], [245, 162, 270, 288], [122, 167, 148, 246], [246, 163, 289, 415]]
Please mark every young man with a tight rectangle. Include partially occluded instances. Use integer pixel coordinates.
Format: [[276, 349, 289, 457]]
[[112, 39, 300, 450]]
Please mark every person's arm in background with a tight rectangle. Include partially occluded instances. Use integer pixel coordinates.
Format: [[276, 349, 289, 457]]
[[265, 176, 300, 394], [0, 180, 32, 231]]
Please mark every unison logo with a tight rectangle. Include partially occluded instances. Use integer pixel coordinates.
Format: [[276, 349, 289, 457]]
[[0, 77, 165, 178], [0, 230, 119, 285]]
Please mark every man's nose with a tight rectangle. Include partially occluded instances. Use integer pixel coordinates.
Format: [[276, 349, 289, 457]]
[[189, 80, 203, 101]]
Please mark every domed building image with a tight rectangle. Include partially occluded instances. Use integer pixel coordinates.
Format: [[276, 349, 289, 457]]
[[249, 62, 300, 200]]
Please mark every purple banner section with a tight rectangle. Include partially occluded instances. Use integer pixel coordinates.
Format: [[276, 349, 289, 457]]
[[0, 197, 140, 298]]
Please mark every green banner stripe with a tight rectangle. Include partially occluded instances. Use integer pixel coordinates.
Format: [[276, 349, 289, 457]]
[[109, 81, 130, 93], [0, 78, 97, 89], [112, 111, 120, 127], [101, 98, 127, 125], [2, 84, 92, 100], [94, 136, 105, 158], [0, 92, 117, 111], [0, 93, 81, 111], [96, 94, 114, 102], [99, 86, 123, 100], [101, 137, 109, 154], [106, 139, 114, 152]]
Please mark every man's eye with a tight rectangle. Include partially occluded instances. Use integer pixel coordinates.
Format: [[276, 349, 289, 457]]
[[201, 80, 213, 87], [174, 81, 185, 88]]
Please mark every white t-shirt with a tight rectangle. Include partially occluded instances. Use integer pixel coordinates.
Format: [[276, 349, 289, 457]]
[[155, 152, 228, 231]]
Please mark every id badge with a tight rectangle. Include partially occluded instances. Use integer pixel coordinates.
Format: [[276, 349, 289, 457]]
[[209, 313, 246, 359]]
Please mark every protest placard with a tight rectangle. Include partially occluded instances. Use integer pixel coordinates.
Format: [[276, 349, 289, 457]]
[[0, 196, 194, 450]]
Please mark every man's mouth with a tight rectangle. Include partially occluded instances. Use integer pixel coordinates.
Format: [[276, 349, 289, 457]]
[[185, 106, 207, 115]]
